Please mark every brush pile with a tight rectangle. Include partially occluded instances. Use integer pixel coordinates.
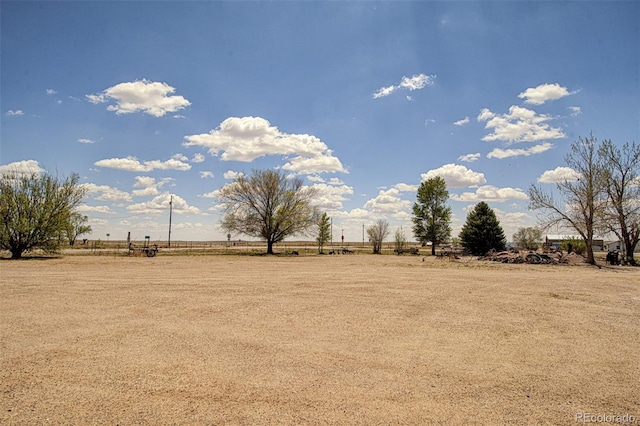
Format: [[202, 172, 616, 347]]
[[479, 249, 586, 265]]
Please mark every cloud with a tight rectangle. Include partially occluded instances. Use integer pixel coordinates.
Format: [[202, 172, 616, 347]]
[[477, 105, 565, 143], [454, 117, 470, 126], [82, 183, 132, 202], [0, 160, 45, 174], [223, 170, 245, 180], [86, 79, 191, 117], [458, 153, 481, 163], [131, 176, 173, 197], [331, 208, 370, 220], [191, 153, 205, 163], [77, 138, 96, 144], [127, 193, 202, 215], [76, 205, 116, 214], [450, 185, 529, 202], [568, 106, 582, 117], [421, 164, 486, 188], [94, 155, 191, 172], [200, 171, 214, 179], [373, 73, 436, 99], [394, 183, 419, 193], [6, 110, 24, 116], [363, 188, 412, 215], [518, 83, 575, 105], [46, 89, 57, 95], [281, 153, 345, 174], [183, 116, 346, 174], [537, 166, 581, 183], [487, 142, 553, 159], [200, 189, 220, 199], [309, 183, 354, 211]]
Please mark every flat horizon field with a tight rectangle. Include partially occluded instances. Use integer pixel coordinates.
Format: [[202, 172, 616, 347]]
[[1, 254, 638, 425]]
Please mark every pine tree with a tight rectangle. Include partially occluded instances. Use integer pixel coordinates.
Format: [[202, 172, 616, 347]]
[[412, 177, 452, 255], [459, 201, 506, 255]]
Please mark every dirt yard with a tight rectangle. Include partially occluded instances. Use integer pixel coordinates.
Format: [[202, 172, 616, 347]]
[[1, 254, 638, 425]]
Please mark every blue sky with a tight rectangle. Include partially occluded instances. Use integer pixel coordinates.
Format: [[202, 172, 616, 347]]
[[2, 1, 639, 243]]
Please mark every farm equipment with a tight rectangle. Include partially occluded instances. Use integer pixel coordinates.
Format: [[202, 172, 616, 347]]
[[128, 236, 158, 257]]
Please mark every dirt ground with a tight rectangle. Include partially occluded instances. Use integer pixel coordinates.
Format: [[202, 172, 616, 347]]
[[1, 254, 638, 425]]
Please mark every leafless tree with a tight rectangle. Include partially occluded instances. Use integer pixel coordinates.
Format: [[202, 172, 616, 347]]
[[528, 134, 608, 265], [598, 139, 640, 265], [367, 219, 389, 254]]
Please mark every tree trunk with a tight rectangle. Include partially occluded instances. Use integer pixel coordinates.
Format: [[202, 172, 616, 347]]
[[585, 242, 595, 265], [267, 240, 274, 254], [431, 243, 436, 256], [624, 241, 637, 265], [10, 248, 23, 259]]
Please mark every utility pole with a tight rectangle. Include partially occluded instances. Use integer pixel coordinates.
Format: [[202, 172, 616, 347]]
[[168, 195, 173, 248]]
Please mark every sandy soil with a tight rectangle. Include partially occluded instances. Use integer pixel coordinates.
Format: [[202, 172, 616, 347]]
[[1, 254, 638, 425]]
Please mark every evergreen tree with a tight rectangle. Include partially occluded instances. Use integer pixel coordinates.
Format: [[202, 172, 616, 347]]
[[412, 177, 452, 255], [459, 201, 506, 255]]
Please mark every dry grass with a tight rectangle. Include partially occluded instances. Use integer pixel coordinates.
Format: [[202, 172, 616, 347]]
[[1, 254, 638, 425]]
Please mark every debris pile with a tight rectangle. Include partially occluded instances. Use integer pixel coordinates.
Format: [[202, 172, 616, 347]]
[[479, 249, 586, 265]]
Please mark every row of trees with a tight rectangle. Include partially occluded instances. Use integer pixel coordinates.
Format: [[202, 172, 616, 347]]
[[2, 135, 636, 263]]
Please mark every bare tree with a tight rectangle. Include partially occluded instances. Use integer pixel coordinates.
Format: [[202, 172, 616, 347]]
[[367, 219, 389, 254], [598, 139, 640, 265], [528, 134, 608, 265], [394, 227, 407, 252], [218, 169, 318, 254]]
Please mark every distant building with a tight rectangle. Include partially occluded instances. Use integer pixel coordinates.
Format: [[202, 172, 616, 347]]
[[544, 235, 605, 251], [605, 241, 640, 253]]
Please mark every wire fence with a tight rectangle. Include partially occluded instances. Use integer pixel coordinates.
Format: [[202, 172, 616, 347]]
[[62, 239, 425, 256]]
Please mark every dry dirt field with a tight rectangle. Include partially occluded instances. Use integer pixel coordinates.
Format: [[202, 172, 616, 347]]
[[1, 254, 639, 425]]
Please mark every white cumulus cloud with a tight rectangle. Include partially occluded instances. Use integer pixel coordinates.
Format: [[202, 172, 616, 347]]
[[450, 185, 529, 202], [183, 116, 345, 174], [127, 193, 202, 215], [487, 142, 553, 159], [6, 110, 24, 116], [454, 117, 470, 126], [518, 83, 575, 105], [458, 153, 481, 163], [363, 188, 412, 215], [223, 170, 245, 180], [421, 164, 486, 188], [86, 79, 191, 117], [94, 155, 191, 172], [82, 183, 132, 202], [76, 205, 116, 214], [131, 176, 173, 197], [309, 183, 354, 211], [0, 160, 45, 174], [477, 105, 565, 143], [537, 167, 581, 183]]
